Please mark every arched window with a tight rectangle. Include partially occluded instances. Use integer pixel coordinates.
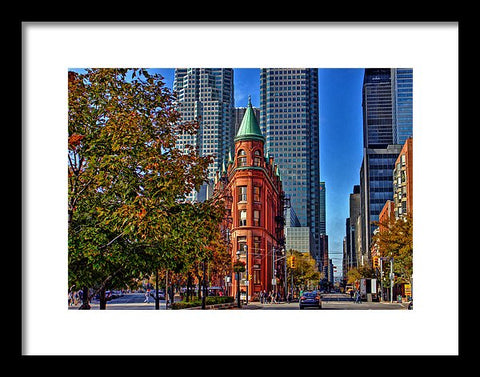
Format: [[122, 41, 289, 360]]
[[253, 149, 262, 167], [237, 149, 247, 167]]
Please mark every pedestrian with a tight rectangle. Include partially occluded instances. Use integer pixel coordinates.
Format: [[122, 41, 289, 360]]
[[355, 290, 361, 304], [260, 290, 264, 304], [144, 289, 150, 303], [271, 291, 276, 304]]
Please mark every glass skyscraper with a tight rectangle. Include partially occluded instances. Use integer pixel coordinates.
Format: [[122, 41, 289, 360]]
[[173, 68, 235, 190], [392, 68, 413, 145], [319, 181, 326, 235], [259, 68, 321, 264]]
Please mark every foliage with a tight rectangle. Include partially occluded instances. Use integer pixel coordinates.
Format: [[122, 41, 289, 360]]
[[372, 214, 413, 284], [233, 260, 246, 273], [287, 249, 320, 291], [171, 296, 234, 309], [346, 266, 375, 285], [346, 268, 362, 285]]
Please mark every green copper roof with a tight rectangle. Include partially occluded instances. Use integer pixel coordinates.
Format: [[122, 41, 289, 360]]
[[234, 96, 265, 143]]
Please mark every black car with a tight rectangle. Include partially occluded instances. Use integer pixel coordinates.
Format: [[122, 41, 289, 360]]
[[299, 291, 322, 309]]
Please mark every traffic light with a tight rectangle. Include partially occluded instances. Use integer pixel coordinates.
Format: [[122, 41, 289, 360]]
[[373, 256, 379, 269], [290, 256, 296, 269]]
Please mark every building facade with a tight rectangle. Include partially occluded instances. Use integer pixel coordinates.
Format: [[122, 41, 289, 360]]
[[392, 69, 413, 145], [360, 144, 403, 264], [393, 137, 413, 219], [215, 97, 285, 302], [319, 181, 326, 235], [259, 68, 321, 266], [345, 185, 361, 270]]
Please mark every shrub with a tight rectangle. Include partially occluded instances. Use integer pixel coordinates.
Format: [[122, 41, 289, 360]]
[[171, 296, 234, 309]]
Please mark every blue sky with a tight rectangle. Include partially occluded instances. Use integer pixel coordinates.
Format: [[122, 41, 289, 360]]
[[152, 68, 365, 274]]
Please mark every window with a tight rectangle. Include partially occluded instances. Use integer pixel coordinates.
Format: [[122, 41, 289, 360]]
[[238, 149, 247, 167], [254, 270, 261, 285], [238, 186, 247, 202], [239, 210, 247, 227], [237, 236, 247, 256], [253, 236, 261, 255], [253, 150, 262, 166], [253, 210, 260, 227], [253, 186, 261, 202]]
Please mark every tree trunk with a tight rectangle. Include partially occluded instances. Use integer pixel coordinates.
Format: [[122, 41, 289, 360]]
[[99, 287, 107, 310], [79, 286, 91, 310], [186, 274, 191, 302], [155, 268, 160, 310], [202, 261, 206, 310]]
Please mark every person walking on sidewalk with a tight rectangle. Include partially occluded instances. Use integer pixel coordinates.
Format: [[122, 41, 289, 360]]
[[355, 290, 361, 304], [144, 289, 150, 303], [271, 290, 277, 304]]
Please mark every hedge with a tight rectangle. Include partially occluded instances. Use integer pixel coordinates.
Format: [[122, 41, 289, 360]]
[[171, 296, 234, 310]]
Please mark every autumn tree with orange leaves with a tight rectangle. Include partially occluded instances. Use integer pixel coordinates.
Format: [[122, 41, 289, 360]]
[[68, 68, 224, 309], [372, 214, 413, 287]]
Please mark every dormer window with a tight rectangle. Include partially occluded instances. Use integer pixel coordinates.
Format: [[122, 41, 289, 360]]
[[238, 149, 247, 167]]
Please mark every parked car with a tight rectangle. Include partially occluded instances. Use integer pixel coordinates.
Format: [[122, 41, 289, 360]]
[[299, 291, 322, 309], [151, 290, 165, 300]]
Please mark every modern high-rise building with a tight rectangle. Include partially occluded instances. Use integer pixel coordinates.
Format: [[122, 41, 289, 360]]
[[345, 185, 360, 270], [173, 68, 235, 201], [259, 68, 321, 266], [362, 68, 413, 149], [359, 68, 413, 264], [392, 69, 413, 145], [319, 181, 326, 235]]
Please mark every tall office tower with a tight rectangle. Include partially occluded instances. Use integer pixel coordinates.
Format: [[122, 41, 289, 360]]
[[173, 68, 235, 200], [392, 68, 413, 145], [360, 68, 413, 264], [345, 185, 360, 269], [319, 181, 326, 235], [362, 68, 413, 148], [362, 68, 395, 148], [260, 68, 321, 265]]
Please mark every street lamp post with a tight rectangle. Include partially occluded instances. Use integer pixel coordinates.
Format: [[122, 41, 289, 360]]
[[245, 244, 249, 305], [236, 250, 241, 308], [390, 257, 394, 303]]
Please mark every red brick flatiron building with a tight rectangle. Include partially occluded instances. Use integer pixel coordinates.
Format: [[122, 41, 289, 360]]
[[214, 96, 286, 302]]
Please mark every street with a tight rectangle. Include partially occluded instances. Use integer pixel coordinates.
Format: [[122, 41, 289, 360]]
[[68, 292, 408, 310], [68, 292, 176, 310], [238, 293, 408, 310]]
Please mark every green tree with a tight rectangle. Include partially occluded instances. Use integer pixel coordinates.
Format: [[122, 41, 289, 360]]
[[372, 214, 413, 286], [68, 68, 212, 308], [287, 249, 321, 294]]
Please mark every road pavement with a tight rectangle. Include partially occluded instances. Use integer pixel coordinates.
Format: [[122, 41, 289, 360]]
[[238, 293, 409, 310], [68, 292, 409, 310], [68, 292, 172, 310]]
